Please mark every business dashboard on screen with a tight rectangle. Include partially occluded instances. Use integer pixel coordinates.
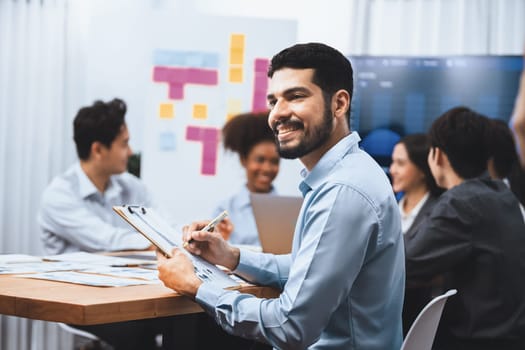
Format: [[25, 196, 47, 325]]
[[349, 55, 523, 136]]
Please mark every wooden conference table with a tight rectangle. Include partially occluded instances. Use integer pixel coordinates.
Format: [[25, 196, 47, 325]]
[[0, 268, 278, 326]]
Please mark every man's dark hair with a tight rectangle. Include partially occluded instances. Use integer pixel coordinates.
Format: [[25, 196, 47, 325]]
[[399, 133, 444, 196], [73, 98, 127, 160], [486, 118, 525, 205], [486, 119, 518, 178], [267, 43, 353, 124], [428, 106, 490, 179], [222, 111, 276, 159]]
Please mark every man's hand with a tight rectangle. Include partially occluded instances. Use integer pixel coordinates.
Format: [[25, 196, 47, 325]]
[[157, 249, 202, 297], [182, 220, 240, 271]]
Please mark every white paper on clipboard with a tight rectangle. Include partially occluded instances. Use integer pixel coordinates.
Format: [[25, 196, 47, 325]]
[[113, 205, 239, 289]]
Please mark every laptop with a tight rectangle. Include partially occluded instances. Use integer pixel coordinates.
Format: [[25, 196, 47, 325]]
[[250, 193, 303, 254]]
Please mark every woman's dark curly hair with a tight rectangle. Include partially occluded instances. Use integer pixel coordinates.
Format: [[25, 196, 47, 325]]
[[222, 112, 276, 159]]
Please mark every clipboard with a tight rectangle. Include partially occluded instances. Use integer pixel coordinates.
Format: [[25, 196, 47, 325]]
[[113, 205, 239, 289]]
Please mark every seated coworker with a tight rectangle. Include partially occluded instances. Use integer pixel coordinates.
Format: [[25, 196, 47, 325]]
[[405, 107, 525, 350], [486, 118, 525, 220], [38, 98, 177, 350], [39, 99, 155, 254], [212, 111, 280, 245], [390, 133, 443, 236], [389, 133, 443, 334]]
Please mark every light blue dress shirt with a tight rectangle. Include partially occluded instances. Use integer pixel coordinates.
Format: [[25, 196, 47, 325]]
[[38, 163, 153, 254], [212, 185, 276, 246], [196, 132, 405, 349]]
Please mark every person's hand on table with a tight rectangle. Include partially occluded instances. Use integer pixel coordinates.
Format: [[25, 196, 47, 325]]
[[157, 248, 202, 297]]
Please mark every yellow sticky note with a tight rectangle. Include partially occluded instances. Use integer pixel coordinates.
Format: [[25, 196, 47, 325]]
[[193, 104, 208, 119], [230, 49, 244, 65], [159, 103, 174, 119], [230, 34, 245, 49], [229, 67, 243, 83]]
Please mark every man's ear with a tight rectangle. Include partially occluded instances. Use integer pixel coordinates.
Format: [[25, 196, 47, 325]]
[[434, 147, 451, 168], [431, 147, 440, 163], [487, 157, 497, 179], [90, 141, 104, 160], [332, 89, 350, 120]]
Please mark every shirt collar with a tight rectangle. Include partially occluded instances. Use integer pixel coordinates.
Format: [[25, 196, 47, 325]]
[[75, 163, 99, 199], [399, 192, 430, 219], [75, 162, 123, 200], [298, 132, 361, 197], [105, 176, 123, 201]]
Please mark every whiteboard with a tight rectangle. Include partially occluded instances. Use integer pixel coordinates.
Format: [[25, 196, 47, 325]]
[[87, 11, 302, 224]]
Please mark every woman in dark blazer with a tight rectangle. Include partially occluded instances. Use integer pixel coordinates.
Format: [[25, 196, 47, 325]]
[[389, 133, 444, 335]]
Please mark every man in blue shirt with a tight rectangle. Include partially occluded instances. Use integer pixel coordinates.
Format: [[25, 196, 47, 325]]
[[158, 43, 405, 349]]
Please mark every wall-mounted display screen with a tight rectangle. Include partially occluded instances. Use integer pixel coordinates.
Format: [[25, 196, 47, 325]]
[[349, 55, 523, 136]]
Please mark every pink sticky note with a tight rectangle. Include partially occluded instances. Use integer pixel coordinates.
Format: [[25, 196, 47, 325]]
[[168, 83, 184, 99], [186, 126, 220, 176], [153, 66, 219, 100], [188, 68, 218, 85], [252, 59, 270, 112], [254, 58, 269, 72], [153, 67, 170, 81], [169, 68, 189, 83]]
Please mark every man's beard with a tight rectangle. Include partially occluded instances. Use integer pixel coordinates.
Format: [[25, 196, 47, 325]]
[[274, 105, 333, 160]]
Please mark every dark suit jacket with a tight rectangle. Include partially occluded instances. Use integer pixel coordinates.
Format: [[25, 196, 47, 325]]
[[403, 194, 440, 242], [401, 193, 440, 335], [405, 175, 525, 349]]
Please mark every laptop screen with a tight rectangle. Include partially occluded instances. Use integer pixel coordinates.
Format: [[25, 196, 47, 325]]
[[250, 193, 303, 254]]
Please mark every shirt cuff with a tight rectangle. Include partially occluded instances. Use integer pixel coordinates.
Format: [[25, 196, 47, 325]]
[[234, 248, 259, 275], [195, 281, 225, 314]]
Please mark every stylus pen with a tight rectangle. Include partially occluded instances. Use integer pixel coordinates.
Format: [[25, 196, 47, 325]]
[[183, 210, 229, 248]]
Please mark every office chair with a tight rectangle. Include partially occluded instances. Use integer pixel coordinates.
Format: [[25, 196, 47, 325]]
[[57, 323, 102, 349], [400, 289, 457, 350]]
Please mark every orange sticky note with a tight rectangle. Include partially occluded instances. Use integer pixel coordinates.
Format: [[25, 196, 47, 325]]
[[229, 67, 243, 83], [159, 103, 174, 119], [230, 49, 244, 65], [193, 104, 208, 119], [230, 34, 245, 49]]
